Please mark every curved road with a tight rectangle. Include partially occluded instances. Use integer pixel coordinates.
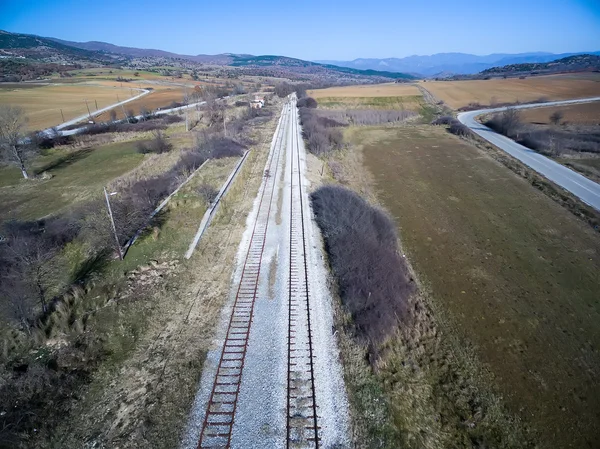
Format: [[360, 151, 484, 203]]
[[458, 97, 600, 211]]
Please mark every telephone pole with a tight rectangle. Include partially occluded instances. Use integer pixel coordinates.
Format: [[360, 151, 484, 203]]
[[103, 187, 123, 260], [60, 109, 65, 122], [95, 99, 98, 110]]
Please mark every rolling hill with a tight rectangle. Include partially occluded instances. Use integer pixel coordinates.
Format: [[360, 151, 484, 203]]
[[480, 54, 600, 76], [0, 30, 415, 82], [0, 30, 121, 64]]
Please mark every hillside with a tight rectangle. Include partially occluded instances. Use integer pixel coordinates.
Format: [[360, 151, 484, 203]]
[[231, 55, 415, 80], [0, 30, 120, 64], [480, 54, 600, 76], [47, 37, 235, 65], [0, 31, 415, 83]]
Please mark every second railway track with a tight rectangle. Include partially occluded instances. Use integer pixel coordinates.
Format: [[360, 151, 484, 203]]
[[186, 96, 349, 449]]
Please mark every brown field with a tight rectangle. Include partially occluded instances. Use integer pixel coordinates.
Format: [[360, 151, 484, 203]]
[[422, 73, 600, 109], [0, 82, 133, 130], [94, 86, 189, 121], [519, 100, 600, 125], [308, 83, 425, 111], [350, 125, 600, 449]]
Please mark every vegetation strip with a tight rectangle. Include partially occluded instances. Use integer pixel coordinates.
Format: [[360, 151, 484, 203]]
[[185, 150, 250, 259], [124, 158, 210, 254]]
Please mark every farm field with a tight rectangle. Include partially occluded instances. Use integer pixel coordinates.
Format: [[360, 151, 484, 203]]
[[351, 125, 600, 449], [308, 83, 425, 110], [94, 86, 189, 121], [422, 72, 600, 109], [519, 100, 600, 125], [0, 140, 146, 220], [0, 82, 134, 130]]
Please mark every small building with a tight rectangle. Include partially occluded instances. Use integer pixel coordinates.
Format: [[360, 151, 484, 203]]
[[250, 95, 265, 109]]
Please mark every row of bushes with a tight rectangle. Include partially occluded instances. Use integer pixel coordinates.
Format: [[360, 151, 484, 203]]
[[80, 114, 183, 136], [431, 116, 474, 137], [484, 109, 600, 156], [310, 185, 414, 355], [298, 97, 417, 155], [457, 97, 549, 112], [298, 107, 345, 156]]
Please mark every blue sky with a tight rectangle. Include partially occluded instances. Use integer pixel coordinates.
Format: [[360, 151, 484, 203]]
[[1, 0, 599, 60]]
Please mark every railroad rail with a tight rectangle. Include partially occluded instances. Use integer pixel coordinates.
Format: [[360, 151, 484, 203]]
[[196, 104, 289, 449], [286, 99, 320, 448]]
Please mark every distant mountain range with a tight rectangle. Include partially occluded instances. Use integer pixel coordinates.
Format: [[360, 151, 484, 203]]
[[2, 29, 599, 83], [315, 51, 600, 77]]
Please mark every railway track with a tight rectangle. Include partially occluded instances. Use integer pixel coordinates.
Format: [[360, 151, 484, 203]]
[[286, 99, 320, 448], [194, 96, 325, 449], [196, 103, 290, 449]]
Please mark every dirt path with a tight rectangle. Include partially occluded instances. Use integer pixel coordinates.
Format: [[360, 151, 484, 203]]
[[183, 97, 350, 448]]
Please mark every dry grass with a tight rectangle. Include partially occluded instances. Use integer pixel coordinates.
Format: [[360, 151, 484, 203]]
[[0, 82, 133, 129], [519, 100, 600, 125], [350, 125, 600, 449], [309, 83, 421, 98], [308, 84, 424, 111], [422, 72, 600, 109]]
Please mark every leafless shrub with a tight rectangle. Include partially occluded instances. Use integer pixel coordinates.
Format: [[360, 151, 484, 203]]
[[232, 84, 247, 95], [550, 110, 564, 125], [80, 120, 168, 136], [488, 108, 522, 136], [274, 82, 295, 98], [327, 160, 345, 182], [297, 97, 318, 108], [310, 185, 415, 355], [345, 109, 416, 125], [0, 105, 38, 179], [197, 183, 218, 205], [431, 116, 474, 138], [485, 116, 600, 156], [160, 114, 183, 124], [448, 121, 474, 138], [431, 116, 454, 125]]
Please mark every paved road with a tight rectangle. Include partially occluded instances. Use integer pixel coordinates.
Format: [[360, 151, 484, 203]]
[[458, 97, 600, 211], [56, 100, 208, 137]]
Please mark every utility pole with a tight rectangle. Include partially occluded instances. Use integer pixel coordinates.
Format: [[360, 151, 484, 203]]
[[60, 109, 65, 122], [184, 86, 189, 132], [117, 95, 128, 123], [95, 99, 98, 110], [84, 99, 93, 122], [103, 187, 123, 260]]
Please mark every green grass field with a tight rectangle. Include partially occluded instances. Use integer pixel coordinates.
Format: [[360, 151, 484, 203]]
[[0, 141, 146, 221], [350, 125, 600, 449], [315, 95, 425, 111]]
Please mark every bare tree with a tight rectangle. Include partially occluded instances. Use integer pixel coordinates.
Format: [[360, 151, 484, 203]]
[[549, 110, 564, 126], [498, 107, 522, 136], [140, 106, 151, 120], [0, 105, 36, 179]]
